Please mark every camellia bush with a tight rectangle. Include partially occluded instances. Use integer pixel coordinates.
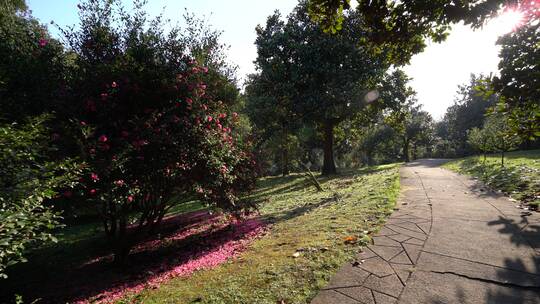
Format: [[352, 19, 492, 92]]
[[62, 0, 257, 263], [0, 115, 82, 278]]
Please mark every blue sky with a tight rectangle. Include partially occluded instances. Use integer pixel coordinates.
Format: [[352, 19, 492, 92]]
[[26, 0, 517, 120]]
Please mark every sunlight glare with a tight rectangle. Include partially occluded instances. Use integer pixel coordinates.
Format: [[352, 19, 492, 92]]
[[489, 9, 525, 34]]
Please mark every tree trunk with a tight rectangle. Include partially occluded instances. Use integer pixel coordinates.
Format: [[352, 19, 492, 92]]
[[501, 151, 505, 167], [113, 209, 131, 266], [366, 151, 372, 167], [281, 126, 289, 176], [403, 138, 410, 162], [322, 121, 336, 175], [412, 142, 417, 160]]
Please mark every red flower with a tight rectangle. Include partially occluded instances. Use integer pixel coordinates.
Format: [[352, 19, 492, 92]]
[[127, 195, 134, 202], [98, 135, 108, 143], [80, 121, 87, 126], [114, 180, 125, 186], [232, 112, 239, 119], [186, 98, 193, 105], [207, 116, 213, 122], [91, 173, 99, 181], [89, 189, 97, 195], [111, 81, 117, 88], [39, 38, 48, 47], [220, 164, 228, 174]]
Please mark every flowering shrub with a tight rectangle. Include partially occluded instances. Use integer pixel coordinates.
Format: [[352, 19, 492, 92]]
[[63, 0, 256, 263]]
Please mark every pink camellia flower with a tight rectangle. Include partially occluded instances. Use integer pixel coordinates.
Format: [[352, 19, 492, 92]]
[[100, 93, 108, 100], [217, 123, 223, 130], [114, 180, 125, 187], [98, 135, 108, 143], [232, 112, 238, 119], [220, 164, 228, 174], [111, 81, 117, 88], [202, 104, 208, 111], [89, 148, 96, 155], [127, 195, 134, 203], [91, 173, 99, 181], [202, 67, 209, 73], [38, 38, 48, 47], [207, 116, 213, 122], [219, 113, 227, 119], [80, 121, 87, 126], [186, 98, 193, 105], [89, 189, 97, 195]]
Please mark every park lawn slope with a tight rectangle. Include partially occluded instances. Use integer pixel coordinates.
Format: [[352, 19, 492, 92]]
[[119, 164, 401, 304], [443, 149, 540, 210]]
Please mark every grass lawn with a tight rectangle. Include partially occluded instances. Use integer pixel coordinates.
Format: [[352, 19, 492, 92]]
[[443, 149, 540, 210], [0, 164, 400, 304], [119, 164, 400, 304]]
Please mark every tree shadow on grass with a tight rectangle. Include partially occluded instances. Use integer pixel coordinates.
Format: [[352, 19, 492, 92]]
[[0, 211, 265, 304]]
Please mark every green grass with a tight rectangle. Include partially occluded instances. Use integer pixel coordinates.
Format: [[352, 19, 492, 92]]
[[443, 149, 540, 209], [119, 164, 401, 304]]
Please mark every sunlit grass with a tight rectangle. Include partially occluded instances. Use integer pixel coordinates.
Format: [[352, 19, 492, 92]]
[[119, 164, 401, 304], [443, 149, 540, 209]]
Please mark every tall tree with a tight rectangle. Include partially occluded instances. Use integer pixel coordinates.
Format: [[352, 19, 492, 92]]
[[287, 4, 389, 175], [441, 74, 498, 156], [246, 12, 300, 176], [491, 8, 540, 140]]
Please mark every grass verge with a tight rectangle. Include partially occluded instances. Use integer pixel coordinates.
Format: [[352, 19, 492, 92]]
[[119, 164, 401, 304], [443, 149, 540, 210]]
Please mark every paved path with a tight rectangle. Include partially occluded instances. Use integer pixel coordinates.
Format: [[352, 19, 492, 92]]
[[312, 159, 540, 304]]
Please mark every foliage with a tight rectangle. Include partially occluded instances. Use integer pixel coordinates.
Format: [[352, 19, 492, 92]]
[[438, 74, 497, 156], [491, 9, 540, 140], [483, 113, 522, 166], [61, 0, 256, 263], [307, 0, 532, 65], [0, 1, 66, 121], [307, 0, 350, 33], [467, 127, 492, 161], [380, 70, 434, 162], [0, 115, 82, 278]]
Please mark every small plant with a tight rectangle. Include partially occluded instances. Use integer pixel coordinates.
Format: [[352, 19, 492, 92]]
[[0, 115, 82, 278]]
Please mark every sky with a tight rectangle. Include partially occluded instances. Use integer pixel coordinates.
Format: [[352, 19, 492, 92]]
[[26, 0, 520, 120]]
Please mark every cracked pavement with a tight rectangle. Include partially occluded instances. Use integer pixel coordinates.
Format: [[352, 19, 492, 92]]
[[312, 159, 540, 304]]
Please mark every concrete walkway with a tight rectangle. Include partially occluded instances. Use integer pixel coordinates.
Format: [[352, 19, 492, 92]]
[[312, 159, 540, 304]]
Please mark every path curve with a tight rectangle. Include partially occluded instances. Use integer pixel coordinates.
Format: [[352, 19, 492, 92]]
[[312, 159, 540, 304]]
